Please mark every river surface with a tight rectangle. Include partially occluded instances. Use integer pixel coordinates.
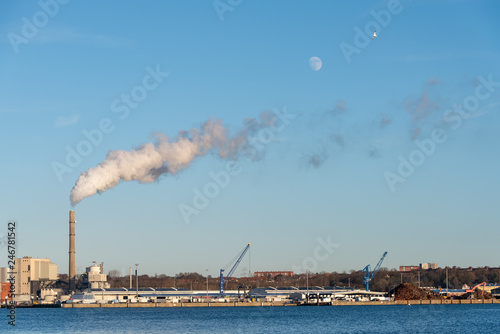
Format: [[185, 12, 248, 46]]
[[2, 304, 500, 333]]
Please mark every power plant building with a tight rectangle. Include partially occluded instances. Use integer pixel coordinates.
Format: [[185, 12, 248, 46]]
[[10, 257, 58, 301], [83, 262, 110, 289]]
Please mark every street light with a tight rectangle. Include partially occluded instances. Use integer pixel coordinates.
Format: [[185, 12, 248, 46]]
[[135, 264, 139, 299], [306, 270, 309, 303]]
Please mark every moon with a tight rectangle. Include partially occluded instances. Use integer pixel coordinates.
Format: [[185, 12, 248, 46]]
[[309, 56, 322, 71]]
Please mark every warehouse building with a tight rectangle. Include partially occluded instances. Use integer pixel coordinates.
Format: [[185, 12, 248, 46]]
[[68, 288, 247, 303]]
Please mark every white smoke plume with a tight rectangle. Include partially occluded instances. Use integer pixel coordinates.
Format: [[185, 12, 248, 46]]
[[70, 112, 282, 205]]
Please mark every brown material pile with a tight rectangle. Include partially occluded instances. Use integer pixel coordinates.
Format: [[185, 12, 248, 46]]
[[474, 289, 493, 299], [456, 289, 493, 300], [394, 283, 437, 300]]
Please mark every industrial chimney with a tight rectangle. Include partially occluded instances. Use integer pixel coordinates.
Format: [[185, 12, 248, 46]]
[[69, 210, 76, 293]]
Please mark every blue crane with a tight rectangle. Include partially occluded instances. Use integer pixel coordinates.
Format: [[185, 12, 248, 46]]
[[220, 243, 251, 294], [362, 251, 387, 291]]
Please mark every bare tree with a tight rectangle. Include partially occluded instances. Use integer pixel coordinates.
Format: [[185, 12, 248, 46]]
[[108, 269, 121, 278]]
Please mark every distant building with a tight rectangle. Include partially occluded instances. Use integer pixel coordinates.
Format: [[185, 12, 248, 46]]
[[1, 283, 12, 301], [399, 266, 419, 272], [11, 257, 58, 301], [491, 287, 500, 299], [400, 263, 438, 272], [82, 262, 110, 289], [0, 267, 11, 301], [420, 263, 438, 270], [40, 288, 65, 302], [254, 271, 294, 279], [0, 267, 9, 283]]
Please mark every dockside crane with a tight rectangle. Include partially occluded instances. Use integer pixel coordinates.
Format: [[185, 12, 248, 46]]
[[362, 251, 387, 291], [465, 282, 487, 298], [220, 243, 251, 294]]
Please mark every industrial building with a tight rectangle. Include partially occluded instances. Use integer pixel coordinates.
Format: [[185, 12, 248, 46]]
[[399, 263, 438, 272], [491, 287, 500, 299], [399, 266, 420, 272], [420, 263, 438, 270], [0, 267, 12, 301], [0, 257, 58, 301], [0, 267, 8, 283], [82, 262, 110, 289], [254, 271, 294, 279], [1, 282, 11, 301], [68, 288, 250, 303], [62, 286, 389, 304], [250, 287, 389, 302]]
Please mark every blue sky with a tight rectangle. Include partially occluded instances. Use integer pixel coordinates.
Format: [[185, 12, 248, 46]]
[[1, 0, 499, 278]]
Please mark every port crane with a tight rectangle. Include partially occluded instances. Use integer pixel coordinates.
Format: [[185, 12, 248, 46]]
[[220, 243, 251, 294], [362, 251, 387, 291]]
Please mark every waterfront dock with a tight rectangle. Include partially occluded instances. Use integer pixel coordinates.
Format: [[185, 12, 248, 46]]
[[58, 298, 500, 308]]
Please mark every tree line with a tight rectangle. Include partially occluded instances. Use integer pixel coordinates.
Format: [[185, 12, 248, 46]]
[[101, 267, 500, 292]]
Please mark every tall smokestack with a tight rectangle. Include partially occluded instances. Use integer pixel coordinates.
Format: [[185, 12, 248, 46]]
[[69, 210, 76, 293]]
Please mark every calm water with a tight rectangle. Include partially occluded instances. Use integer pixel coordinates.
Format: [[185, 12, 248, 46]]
[[2, 304, 500, 333]]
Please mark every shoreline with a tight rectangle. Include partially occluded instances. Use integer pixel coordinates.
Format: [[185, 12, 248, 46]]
[[47, 299, 500, 308], [3, 299, 498, 309]]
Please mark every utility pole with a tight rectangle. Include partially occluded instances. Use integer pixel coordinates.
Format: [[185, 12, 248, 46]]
[[348, 278, 351, 288], [135, 264, 139, 299], [306, 270, 309, 303], [129, 267, 132, 289], [446, 268, 449, 295], [206, 269, 209, 302], [418, 271, 420, 288]]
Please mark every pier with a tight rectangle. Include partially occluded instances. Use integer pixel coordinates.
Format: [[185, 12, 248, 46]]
[[58, 298, 500, 308]]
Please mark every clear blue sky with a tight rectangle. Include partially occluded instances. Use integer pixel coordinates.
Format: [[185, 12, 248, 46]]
[[1, 0, 499, 278]]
